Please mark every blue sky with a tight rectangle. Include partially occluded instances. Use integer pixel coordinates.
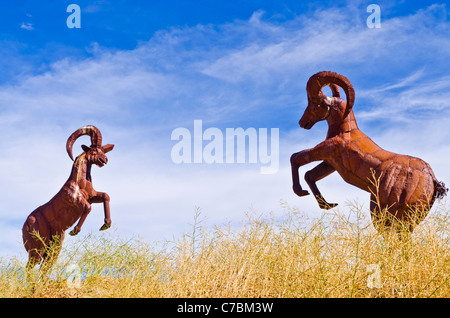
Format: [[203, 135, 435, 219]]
[[1, 1, 450, 258]]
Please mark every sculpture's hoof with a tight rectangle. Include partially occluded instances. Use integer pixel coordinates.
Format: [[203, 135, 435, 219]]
[[293, 185, 310, 197], [319, 202, 338, 210], [69, 227, 80, 236], [296, 190, 310, 197], [99, 222, 111, 231]]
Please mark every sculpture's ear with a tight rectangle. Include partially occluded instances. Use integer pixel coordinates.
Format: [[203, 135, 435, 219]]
[[323, 97, 338, 110], [102, 144, 114, 153], [81, 145, 91, 152]]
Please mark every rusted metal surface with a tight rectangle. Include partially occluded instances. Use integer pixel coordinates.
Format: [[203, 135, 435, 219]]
[[22, 125, 114, 271], [291, 71, 447, 237]]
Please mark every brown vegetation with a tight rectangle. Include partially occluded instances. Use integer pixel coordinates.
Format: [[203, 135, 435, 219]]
[[2, 198, 449, 298]]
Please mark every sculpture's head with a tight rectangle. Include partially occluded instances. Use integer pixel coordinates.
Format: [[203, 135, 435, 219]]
[[299, 71, 355, 129], [66, 125, 114, 167]]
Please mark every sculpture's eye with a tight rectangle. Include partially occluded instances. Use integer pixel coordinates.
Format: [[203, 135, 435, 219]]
[[313, 104, 325, 112]]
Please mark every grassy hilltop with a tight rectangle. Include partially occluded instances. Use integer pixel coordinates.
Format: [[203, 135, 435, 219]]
[[1, 201, 449, 298]]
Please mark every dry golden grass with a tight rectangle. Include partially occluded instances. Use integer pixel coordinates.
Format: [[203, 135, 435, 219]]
[[1, 200, 449, 298]]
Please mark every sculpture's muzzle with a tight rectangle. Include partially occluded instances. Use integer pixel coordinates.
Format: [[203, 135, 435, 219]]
[[299, 110, 315, 130]]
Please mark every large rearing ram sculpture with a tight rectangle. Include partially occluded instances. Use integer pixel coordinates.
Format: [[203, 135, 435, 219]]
[[291, 71, 447, 237], [22, 125, 114, 271]]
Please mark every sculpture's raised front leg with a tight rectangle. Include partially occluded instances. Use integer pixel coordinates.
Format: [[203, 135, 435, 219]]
[[291, 155, 309, 197], [305, 161, 338, 209], [69, 201, 92, 236], [90, 192, 112, 231], [290, 138, 340, 199]]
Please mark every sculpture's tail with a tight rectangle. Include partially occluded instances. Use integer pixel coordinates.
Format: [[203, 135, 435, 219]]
[[434, 180, 448, 200]]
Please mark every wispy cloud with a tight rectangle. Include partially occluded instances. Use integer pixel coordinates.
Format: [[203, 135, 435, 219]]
[[357, 72, 450, 122], [20, 22, 33, 31]]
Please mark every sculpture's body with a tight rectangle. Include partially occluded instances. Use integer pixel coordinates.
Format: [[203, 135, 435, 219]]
[[22, 125, 114, 271], [291, 71, 447, 237]]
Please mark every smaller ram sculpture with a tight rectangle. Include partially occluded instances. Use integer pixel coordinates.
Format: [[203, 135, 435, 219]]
[[291, 71, 447, 238], [22, 125, 114, 272]]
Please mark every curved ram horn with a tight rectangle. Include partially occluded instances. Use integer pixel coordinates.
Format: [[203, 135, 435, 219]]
[[330, 84, 340, 97], [66, 125, 103, 161], [306, 71, 355, 118]]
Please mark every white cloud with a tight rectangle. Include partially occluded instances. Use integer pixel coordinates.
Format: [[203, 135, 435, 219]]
[[20, 22, 33, 31], [357, 73, 450, 122], [202, 4, 450, 91]]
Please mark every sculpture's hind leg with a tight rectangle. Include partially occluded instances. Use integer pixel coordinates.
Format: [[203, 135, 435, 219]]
[[370, 194, 415, 241], [369, 193, 398, 239], [22, 213, 49, 273], [39, 233, 64, 276], [25, 249, 43, 284], [22, 212, 64, 280]]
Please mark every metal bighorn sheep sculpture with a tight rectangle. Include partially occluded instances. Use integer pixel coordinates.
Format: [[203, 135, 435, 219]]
[[291, 71, 447, 237], [22, 125, 114, 271]]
